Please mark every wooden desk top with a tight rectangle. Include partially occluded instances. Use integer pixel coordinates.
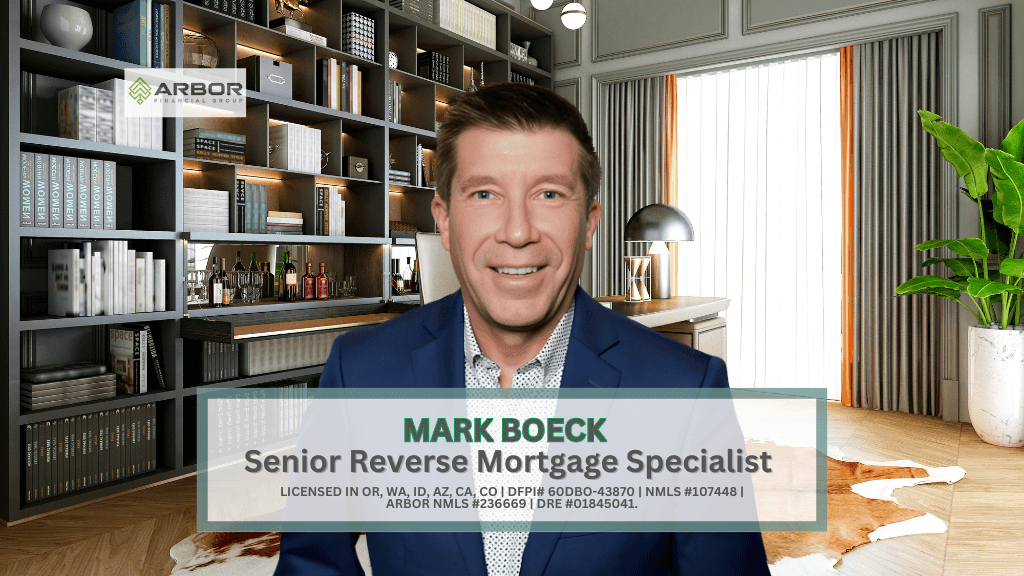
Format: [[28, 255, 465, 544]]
[[593, 296, 730, 328]]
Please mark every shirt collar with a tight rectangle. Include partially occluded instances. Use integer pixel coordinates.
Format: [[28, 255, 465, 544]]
[[463, 300, 576, 377]]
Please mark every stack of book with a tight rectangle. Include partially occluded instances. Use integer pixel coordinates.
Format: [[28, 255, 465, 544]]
[[342, 12, 375, 61], [186, 0, 257, 23], [184, 128, 246, 164], [268, 123, 322, 173], [267, 211, 304, 236], [58, 84, 164, 150], [184, 187, 230, 233], [271, 17, 326, 45], [184, 341, 239, 383], [511, 71, 536, 85], [114, 0, 174, 67], [22, 404, 157, 502], [439, 0, 496, 49], [240, 330, 345, 376], [230, 179, 269, 234], [417, 51, 450, 84], [19, 153, 116, 230], [390, 0, 434, 23], [315, 185, 346, 236], [21, 363, 115, 411], [208, 380, 310, 460], [315, 58, 363, 114], [415, 143, 429, 187], [390, 168, 413, 186], [387, 79, 402, 123], [47, 243, 167, 317]]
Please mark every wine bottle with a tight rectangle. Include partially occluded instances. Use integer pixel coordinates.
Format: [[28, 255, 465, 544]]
[[208, 257, 223, 308], [404, 257, 415, 293], [316, 262, 329, 300], [390, 258, 404, 295], [302, 262, 316, 300], [264, 262, 274, 299], [411, 258, 419, 293], [280, 251, 298, 302], [221, 266, 232, 306]]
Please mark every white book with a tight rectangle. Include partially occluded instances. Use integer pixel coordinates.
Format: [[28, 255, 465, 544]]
[[139, 97, 152, 150], [121, 241, 129, 313], [93, 80, 128, 146], [127, 249, 136, 313], [135, 258, 147, 313], [154, 259, 166, 312], [79, 255, 87, 316], [82, 242, 92, 316], [113, 241, 121, 314], [338, 197, 345, 236], [47, 249, 79, 317], [313, 127, 322, 174], [152, 117, 163, 151], [278, 26, 327, 46], [143, 0, 152, 68], [144, 252, 154, 312], [92, 252, 102, 315], [95, 241, 114, 315]]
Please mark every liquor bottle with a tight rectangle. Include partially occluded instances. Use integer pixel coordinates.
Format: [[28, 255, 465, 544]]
[[279, 251, 298, 301], [411, 259, 419, 293], [232, 250, 245, 300], [302, 262, 316, 300], [404, 257, 415, 293], [221, 266, 232, 306], [390, 258, 404, 295], [264, 262, 274, 299], [249, 252, 259, 273], [208, 257, 223, 308], [316, 262, 329, 300]]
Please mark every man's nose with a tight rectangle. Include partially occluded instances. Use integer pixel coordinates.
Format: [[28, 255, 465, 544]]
[[495, 195, 539, 248]]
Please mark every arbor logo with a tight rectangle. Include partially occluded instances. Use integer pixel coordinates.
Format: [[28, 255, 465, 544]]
[[129, 77, 152, 105]]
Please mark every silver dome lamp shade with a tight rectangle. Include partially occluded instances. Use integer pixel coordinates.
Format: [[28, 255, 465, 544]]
[[624, 204, 694, 299]]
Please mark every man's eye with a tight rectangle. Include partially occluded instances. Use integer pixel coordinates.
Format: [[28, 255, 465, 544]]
[[473, 191, 492, 200], [541, 190, 560, 200]]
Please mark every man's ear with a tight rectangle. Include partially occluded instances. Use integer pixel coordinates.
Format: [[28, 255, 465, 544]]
[[584, 199, 601, 251], [431, 196, 451, 251]]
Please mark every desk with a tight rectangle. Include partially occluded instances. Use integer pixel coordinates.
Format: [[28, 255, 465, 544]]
[[594, 296, 729, 360]]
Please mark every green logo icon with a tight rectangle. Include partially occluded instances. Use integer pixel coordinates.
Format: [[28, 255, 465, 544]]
[[129, 77, 152, 105]]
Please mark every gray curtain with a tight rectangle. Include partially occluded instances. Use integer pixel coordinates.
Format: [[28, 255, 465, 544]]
[[851, 32, 943, 415], [595, 76, 666, 297]]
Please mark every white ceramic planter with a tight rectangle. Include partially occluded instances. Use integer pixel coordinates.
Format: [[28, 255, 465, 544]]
[[967, 325, 1024, 447]]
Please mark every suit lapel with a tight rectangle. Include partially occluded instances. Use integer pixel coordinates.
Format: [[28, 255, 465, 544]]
[[411, 291, 466, 389], [562, 287, 621, 390]]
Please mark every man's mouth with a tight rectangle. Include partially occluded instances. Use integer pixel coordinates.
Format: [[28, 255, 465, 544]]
[[492, 266, 543, 276]]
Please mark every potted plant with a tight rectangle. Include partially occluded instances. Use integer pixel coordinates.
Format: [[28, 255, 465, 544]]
[[895, 111, 1024, 447]]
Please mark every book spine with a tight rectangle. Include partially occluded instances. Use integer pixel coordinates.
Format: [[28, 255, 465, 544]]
[[56, 419, 64, 495], [114, 0, 141, 65], [163, 4, 171, 68], [20, 152, 34, 227], [154, 259, 166, 312], [182, 129, 247, 144], [142, 0, 151, 67], [315, 187, 324, 235], [95, 88, 114, 144], [90, 160, 103, 229], [233, 178, 246, 233], [63, 156, 77, 228], [144, 252, 154, 312], [184, 150, 245, 163], [103, 161, 116, 229], [81, 87, 97, 142], [77, 158, 89, 228], [35, 153, 49, 227], [57, 87, 78, 139], [151, 2, 162, 69]]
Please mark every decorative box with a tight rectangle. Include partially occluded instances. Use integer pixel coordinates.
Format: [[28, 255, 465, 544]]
[[509, 43, 528, 63], [237, 55, 293, 99], [345, 156, 369, 179]]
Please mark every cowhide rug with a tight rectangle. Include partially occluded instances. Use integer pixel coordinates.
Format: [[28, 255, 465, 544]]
[[763, 447, 965, 575], [169, 448, 964, 576]]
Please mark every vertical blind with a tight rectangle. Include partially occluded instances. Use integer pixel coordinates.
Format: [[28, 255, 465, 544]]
[[674, 53, 842, 397]]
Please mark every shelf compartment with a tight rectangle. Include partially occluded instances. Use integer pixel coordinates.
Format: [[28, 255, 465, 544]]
[[19, 389, 178, 424], [20, 40, 148, 84], [510, 58, 552, 81], [183, 232, 389, 244], [388, 7, 505, 64], [247, 89, 383, 128], [183, 365, 325, 391]]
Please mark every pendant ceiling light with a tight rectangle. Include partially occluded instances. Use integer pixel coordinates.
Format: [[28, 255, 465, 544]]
[[531, 0, 553, 10], [560, 2, 587, 30]]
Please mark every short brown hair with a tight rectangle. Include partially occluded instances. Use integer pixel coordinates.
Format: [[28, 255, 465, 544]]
[[435, 82, 601, 207]]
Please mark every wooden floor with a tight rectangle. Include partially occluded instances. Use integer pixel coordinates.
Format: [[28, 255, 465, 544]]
[[0, 402, 1021, 575]]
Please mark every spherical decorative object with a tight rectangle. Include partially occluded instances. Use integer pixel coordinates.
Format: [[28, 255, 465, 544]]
[[560, 2, 587, 30], [388, 51, 399, 69], [531, 0, 553, 10], [183, 31, 220, 68], [39, 3, 93, 51]]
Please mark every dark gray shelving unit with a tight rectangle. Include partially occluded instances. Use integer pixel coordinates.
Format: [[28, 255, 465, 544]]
[[4, 0, 551, 524]]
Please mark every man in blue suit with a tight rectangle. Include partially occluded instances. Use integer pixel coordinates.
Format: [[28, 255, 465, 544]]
[[274, 82, 769, 575]]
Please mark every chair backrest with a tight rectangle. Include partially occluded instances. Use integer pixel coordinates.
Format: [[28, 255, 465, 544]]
[[414, 232, 460, 305]]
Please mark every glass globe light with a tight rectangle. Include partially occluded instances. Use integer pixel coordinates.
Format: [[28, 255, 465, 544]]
[[531, 0, 553, 10], [561, 2, 587, 30]]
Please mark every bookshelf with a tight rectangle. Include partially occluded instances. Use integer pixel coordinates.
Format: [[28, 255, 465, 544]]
[[4, 0, 552, 523]]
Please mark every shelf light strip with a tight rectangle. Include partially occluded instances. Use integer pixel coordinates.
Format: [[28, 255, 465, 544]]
[[239, 174, 282, 182], [237, 44, 283, 61]]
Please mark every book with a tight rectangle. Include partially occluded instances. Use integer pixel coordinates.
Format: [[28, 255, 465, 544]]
[[20, 152, 33, 227], [22, 375, 116, 397], [135, 257, 146, 312], [94, 88, 114, 144], [35, 153, 48, 228], [93, 80, 129, 146], [103, 161, 116, 229], [57, 86, 97, 141], [90, 160, 103, 229], [47, 249, 80, 317], [233, 178, 246, 233], [21, 386, 116, 410], [77, 158, 90, 228], [184, 138, 246, 154], [143, 252, 154, 312], [128, 250, 136, 313], [151, 0, 162, 69], [114, 0, 151, 66], [154, 260, 166, 311], [183, 128, 246, 144], [46, 160, 64, 229], [95, 241, 114, 315], [184, 150, 245, 163], [315, 186, 326, 235], [82, 242, 92, 316], [273, 24, 327, 46], [63, 156, 77, 228], [125, 323, 166, 388], [110, 327, 147, 394], [22, 362, 107, 383]]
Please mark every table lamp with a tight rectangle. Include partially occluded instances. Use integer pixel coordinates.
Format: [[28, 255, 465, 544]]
[[624, 204, 694, 299]]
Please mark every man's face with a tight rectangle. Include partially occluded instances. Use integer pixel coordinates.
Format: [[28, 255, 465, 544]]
[[432, 126, 601, 333]]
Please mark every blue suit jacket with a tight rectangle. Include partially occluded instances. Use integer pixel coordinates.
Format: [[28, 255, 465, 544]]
[[274, 287, 770, 576]]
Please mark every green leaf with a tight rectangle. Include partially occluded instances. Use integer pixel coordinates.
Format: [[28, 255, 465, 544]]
[[980, 199, 1013, 256], [916, 287, 962, 300], [948, 275, 969, 286], [985, 149, 1024, 234], [915, 238, 988, 259], [920, 257, 976, 277], [966, 277, 1024, 299], [895, 275, 967, 296], [999, 258, 1024, 278], [919, 110, 989, 200], [1001, 117, 1024, 161]]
